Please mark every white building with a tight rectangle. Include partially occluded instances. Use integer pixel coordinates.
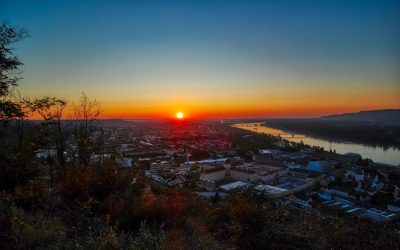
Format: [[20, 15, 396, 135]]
[[34, 149, 57, 159], [219, 181, 250, 191]]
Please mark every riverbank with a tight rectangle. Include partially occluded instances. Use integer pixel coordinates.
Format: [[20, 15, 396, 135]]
[[232, 122, 400, 166], [262, 118, 400, 149]]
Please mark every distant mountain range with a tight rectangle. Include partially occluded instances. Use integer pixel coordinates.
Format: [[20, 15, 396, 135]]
[[320, 109, 400, 125]]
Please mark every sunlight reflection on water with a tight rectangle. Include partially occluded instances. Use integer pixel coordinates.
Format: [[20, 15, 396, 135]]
[[233, 123, 400, 166]]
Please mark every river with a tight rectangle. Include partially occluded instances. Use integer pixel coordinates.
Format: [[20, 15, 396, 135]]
[[232, 122, 400, 166]]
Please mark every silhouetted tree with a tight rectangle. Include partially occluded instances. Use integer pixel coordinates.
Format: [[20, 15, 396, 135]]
[[28, 97, 68, 170], [72, 93, 102, 166], [0, 23, 28, 120], [183, 164, 200, 189], [211, 192, 220, 205]]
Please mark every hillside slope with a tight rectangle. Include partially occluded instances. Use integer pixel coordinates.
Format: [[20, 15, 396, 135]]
[[321, 109, 400, 125]]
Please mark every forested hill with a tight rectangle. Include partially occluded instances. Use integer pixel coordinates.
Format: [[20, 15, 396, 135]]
[[320, 109, 400, 125]]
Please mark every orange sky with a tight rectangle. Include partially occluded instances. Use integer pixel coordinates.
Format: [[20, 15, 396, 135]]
[[5, 0, 400, 119], [98, 89, 400, 119]]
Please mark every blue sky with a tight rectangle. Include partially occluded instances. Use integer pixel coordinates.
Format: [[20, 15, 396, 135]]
[[1, 0, 399, 118]]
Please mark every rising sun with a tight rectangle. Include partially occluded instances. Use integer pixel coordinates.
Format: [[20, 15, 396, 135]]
[[176, 112, 184, 119]]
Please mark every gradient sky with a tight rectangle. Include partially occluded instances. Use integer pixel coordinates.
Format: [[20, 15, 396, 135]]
[[2, 0, 400, 118]]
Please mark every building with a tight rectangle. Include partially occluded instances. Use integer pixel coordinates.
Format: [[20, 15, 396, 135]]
[[388, 201, 400, 212], [219, 181, 250, 192], [318, 188, 350, 200], [34, 149, 57, 159], [188, 158, 228, 166], [345, 168, 364, 182], [229, 167, 260, 183], [120, 157, 133, 167], [137, 158, 152, 168], [284, 152, 307, 161], [200, 166, 226, 182], [362, 208, 398, 222], [286, 162, 301, 170], [259, 149, 283, 159], [345, 152, 362, 161], [254, 184, 288, 196], [258, 166, 289, 184], [306, 161, 332, 173]]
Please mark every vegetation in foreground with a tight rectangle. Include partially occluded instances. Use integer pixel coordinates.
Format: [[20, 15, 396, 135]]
[[1, 163, 400, 249]]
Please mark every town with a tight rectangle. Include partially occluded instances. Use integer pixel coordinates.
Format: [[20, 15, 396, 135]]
[[34, 119, 400, 224]]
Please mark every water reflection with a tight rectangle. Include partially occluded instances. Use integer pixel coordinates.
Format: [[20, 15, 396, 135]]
[[232, 123, 400, 166]]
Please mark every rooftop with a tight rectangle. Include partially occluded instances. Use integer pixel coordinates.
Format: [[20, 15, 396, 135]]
[[219, 181, 250, 191], [230, 167, 256, 174], [254, 184, 288, 195], [202, 166, 226, 174]]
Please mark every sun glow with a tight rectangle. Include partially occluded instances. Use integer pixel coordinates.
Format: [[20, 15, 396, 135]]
[[176, 112, 184, 119]]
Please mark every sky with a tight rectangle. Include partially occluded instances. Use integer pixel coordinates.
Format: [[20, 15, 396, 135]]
[[1, 0, 400, 119]]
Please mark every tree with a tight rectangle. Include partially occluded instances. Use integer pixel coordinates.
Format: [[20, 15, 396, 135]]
[[190, 148, 209, 161], [28, 97, 69, 170], [0, 24, 37, 189], [72, 93, 102, 166], [0, 23, 28, 120], [12, 93, 32, 150], [132, 221, 164, 249], [183, 164, 200, 189], [211, 191, 220, 205]]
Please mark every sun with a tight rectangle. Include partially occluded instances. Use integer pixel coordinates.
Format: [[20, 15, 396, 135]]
[[176, 112, 184, 119]]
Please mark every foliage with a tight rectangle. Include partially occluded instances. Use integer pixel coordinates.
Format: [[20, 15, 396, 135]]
[[228, 126, 278, 160], [0, 23, 28, 120], [183, 164, 200, 189], [0, 197, 64, 249], [132, 221, 164, 250], [190, 148, 209, 161]]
